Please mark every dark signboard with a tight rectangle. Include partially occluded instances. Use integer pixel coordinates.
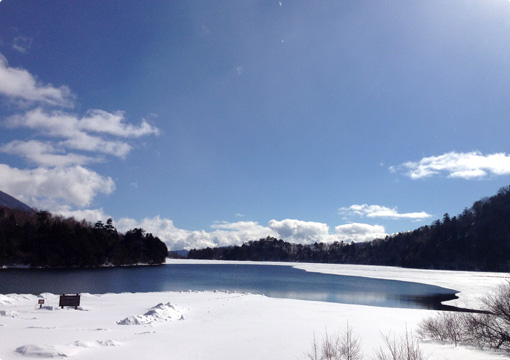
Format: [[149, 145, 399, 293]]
[[59, 294, 80, 309]]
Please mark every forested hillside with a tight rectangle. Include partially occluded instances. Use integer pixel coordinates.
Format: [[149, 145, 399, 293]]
[[189, 186, 510, 272], [0, 207, 168, 267]]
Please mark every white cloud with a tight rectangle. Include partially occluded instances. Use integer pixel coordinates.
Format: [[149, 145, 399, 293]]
[[63, 133, 132, 158], [44, 211, 386, 250], [0, 53, 159, 213], [0, 140, 98, 167], [0, 54, 74, 107], [115, 217, 219, 250], [0, 163, 115, 208], [211, 220, 277, 241], [333, 223, 387, 243], [390, 151, 510, 180], [267, 219, 386, 245], [79, 109, 160, 138], [339, 204, 432, 220], [268, 219, 329, 244], [113, 218, 276, 251], [5, 108, 151, 158], [54, 207, 110, 225]]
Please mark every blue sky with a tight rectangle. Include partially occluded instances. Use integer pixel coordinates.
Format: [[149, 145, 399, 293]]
[[1, 0, 510, 250]]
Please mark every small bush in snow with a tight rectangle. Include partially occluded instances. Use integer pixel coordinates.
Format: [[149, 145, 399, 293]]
[[418, 312, 466, 346], [307, 325, 426, 360], [375, 328, 427, 360], [419, 280, 510, 353], [307, 323, 363, 360]]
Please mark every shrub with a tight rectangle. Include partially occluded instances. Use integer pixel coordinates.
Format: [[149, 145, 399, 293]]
[[307, 325, 426, 360], [419, 280, 510, 352], [307, 323, 363, 360], [418, 312, 466, 346], [375, 328, 427, 360]]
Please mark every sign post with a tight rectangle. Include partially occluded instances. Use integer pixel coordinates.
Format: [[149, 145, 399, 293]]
[[59, 294, 80, 309]]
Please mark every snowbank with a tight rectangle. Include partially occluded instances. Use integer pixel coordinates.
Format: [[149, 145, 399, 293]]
[[117, 302, 185, 325], [0, 261, 508, 360]]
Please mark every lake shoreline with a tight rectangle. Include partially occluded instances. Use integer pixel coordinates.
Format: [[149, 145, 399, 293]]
[[0, 260, 464, 311], [167, 259, 509, 309]]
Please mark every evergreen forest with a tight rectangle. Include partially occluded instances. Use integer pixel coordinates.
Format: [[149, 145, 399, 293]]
[[0, 208, 168, 267]]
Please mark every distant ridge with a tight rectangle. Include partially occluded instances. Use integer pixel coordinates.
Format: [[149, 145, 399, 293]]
[[0, 190, 35, 213]]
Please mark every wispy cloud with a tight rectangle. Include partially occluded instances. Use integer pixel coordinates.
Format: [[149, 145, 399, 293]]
[[390, 151, 510, 179], [78, 109, 160, 138], [5, 108, 158, 158], [339, 204, 432, 220], [12, 35, 33, 54], [0, 140, 99, 167], [0, 54, 74, 107]]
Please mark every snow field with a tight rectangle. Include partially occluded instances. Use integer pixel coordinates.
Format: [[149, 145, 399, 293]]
[[0, 262, 508, 359]]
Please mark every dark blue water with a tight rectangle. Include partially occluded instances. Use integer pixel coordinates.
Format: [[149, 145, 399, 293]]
[[0, 264, 459, 310]]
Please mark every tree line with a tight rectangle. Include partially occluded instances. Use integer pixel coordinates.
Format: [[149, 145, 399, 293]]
[[189, 186, 510, 272], [0, 208, 168, 267]]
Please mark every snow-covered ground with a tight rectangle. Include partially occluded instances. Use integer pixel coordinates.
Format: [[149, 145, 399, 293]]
[[0, 260, 508, 360]]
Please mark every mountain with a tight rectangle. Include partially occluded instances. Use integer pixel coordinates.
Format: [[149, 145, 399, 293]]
[[0, 190, 34, 213]]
